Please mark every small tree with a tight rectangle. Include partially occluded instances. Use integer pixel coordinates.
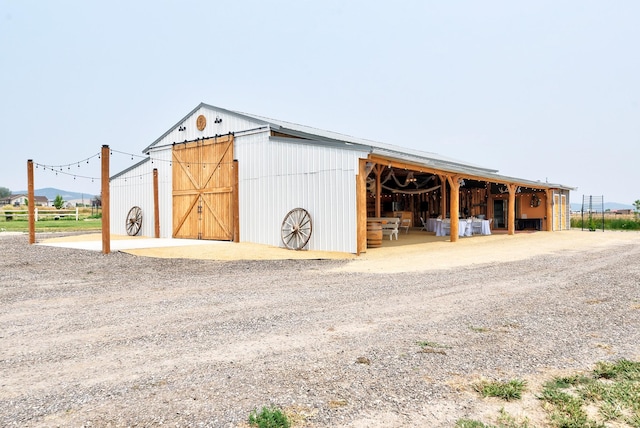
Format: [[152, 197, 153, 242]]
[[53, 195, 64, 209], [0, 187, 10, 199], [634, 200, 640, 219]]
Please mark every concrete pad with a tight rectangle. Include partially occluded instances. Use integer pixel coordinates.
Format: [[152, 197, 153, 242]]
[[38, 233, 355, 261], [39, 234, 216, 252]]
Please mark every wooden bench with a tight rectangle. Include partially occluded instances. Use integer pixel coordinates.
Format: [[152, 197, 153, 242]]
[[368, 217, 400, 240]]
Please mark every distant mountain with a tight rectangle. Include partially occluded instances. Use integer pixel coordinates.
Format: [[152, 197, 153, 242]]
[[570, 202, 634, 212], [13, 188, 97, 202]]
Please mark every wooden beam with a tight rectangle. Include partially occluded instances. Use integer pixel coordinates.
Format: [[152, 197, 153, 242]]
[[545, 189, 553, 231], [101, 145, 110, 254], [356, 158, 367, 254], [374, 164, 384, 218], [233, 160, 240, 242], [27, 160, 35, 244], [367, 154, 556, 192], [153, 168, 160, 238], [446, 175, 461, 242], [507, 183, 518, 235], [438, 174, 447, 220]]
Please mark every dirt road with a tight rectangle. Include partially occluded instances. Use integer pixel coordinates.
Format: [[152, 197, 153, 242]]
[[1, 230, 639, 427]]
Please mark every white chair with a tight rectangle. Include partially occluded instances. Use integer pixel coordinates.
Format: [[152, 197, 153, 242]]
[[464, 219, 473, 236], [400, 218, 411, 234], [420, 217, 428, 232], [442, 219, 451, 236]]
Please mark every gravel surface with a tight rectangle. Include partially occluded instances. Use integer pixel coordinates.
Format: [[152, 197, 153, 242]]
[[1, 232, 639, 427]]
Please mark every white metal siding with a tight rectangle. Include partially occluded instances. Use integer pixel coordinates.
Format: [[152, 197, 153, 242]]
[[236, 133, 368, 253], [150, 107, 264, 152], [110, 149, 173, 238]]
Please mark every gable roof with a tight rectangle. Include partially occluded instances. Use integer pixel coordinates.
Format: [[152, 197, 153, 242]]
[[142, 102, 573, 191]]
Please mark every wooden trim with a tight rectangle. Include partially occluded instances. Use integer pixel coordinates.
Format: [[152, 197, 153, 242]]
[[172, 187, 233, 196], [367, 154, 559, 191], [233, 160, 239, 242], [356, 158, 367, 254]]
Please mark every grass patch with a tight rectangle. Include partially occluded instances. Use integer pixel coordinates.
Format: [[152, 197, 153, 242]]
[[456, 408, 532, 428], [460, 360, 640, 427], [535, 359, 639, 427], [474, 379, 527, 401], [0, 217, 101, 232], [248, 406, 290, 428], [462, 360, 640, 427]]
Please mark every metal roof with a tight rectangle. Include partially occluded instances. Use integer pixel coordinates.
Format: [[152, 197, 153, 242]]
[[141, 102, 574, 191]]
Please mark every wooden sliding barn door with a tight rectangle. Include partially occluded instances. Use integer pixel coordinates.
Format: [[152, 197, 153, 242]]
[[553, 193, 567, 231], [172, 135, 235, 240]]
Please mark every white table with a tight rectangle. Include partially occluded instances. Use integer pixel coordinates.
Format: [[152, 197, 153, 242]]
[[435, 219, 467, 237], [469, 219, 491, 236], [426, 218, 438, 232], [436, 219, 491, 236]]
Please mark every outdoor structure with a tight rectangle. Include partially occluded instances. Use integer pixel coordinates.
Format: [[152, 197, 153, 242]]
[[3, 194, 49, 207], [110, 103, 573, 254]]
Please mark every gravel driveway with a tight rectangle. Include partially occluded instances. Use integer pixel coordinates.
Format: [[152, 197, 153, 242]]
[[1, 232, 639, 427]]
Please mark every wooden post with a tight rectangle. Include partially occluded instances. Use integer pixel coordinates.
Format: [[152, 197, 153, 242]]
[[101, 145, 110, 254], [507, 183, 518, 235], [153, 168, 160, 238], [356, 158, 367, 254], [438, 174, 447, 218], [232, 160, 239, 243], [27, 160, 35, 244], [446, 175, 461, 242], [374, 165, 384, 217], [545, 189, 554, 231]]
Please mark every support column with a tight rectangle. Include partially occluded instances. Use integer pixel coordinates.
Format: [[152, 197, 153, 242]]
[[374, 165, 384, 217], [27, 160, 35, 244], [507, 183, 518, 235], [545, 189, 554, 231], [101, 145, 110, 254], [446, 175, 461, 242], [357, 159, 368, 254], [153, 168, 160, 238], [438, 174, 447, 218], [232, 160, 239, 242]]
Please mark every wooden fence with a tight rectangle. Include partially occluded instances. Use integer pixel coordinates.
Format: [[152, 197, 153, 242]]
[[1, 208, 79, 221]]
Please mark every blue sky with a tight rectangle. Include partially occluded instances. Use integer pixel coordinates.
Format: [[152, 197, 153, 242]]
[[1, 1, 638, 204]]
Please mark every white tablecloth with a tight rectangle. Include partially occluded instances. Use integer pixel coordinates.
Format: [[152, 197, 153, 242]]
[[435, 219, 491, 236], [469, 220, 491, 235], [426, 218, 438, 232], [435, 219, 466, 237]]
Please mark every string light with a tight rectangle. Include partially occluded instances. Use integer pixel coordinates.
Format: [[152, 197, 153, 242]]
[[30, 138, 238, 186]]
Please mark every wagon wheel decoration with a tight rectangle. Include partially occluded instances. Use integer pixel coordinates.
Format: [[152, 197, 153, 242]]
[[281, 208, 312, 250], [126, 206, 143, 236]]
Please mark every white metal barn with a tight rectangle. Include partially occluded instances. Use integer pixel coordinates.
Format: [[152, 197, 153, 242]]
[[110, 102, 573, 254]]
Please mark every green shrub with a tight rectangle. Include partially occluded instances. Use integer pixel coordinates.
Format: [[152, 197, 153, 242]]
[[248, 406, 290, 428]]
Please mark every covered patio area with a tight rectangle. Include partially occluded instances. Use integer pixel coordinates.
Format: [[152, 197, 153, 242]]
[[358, 154, 572, 253]]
